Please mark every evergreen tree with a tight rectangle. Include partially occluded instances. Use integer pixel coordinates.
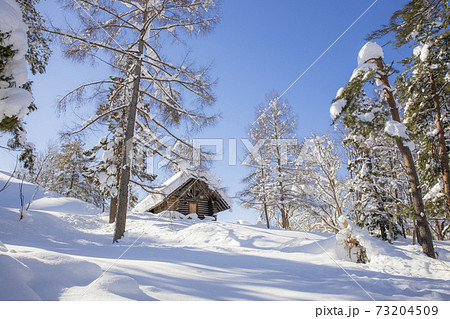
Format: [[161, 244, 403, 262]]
[[332, 42, 435, 258], [368, 0, 450, 239], [343, 127, 408, 241], [0, 0, 50, 170], [24, 140, 105, 208]]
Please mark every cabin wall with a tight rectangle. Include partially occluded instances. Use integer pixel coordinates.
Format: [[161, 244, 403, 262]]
[[148, 178, 229, 219], [178, 198, 211, 218], [153, 196, 179, 214]]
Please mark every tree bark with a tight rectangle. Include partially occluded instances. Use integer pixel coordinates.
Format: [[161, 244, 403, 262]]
[[109, 196, 118, 224], [375, 58, 435, 258], [109, 137, 123, 224], [429, 72, 450, 219], [113, 16, 146, 242], [260, 159, 270, 229]]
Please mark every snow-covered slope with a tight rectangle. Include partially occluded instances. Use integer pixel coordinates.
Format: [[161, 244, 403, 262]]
[[0, 171, 449, 301]]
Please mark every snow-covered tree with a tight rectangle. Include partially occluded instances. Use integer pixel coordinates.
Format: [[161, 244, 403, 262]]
[[241, 92, 299, 230], [1, 0, 32, 168], [368, 0, 450, 239], [48, 0, 219, 242], [295, 134, 349, 234], [240, 119, 273, 229], [0, 0, 50, 170], [332, 42, 435, 258], [22, 140, 105, 208], [343, 128, 408, 242]]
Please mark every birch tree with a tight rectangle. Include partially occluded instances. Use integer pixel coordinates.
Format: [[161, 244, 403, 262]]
[[49, 0, 219, 242]]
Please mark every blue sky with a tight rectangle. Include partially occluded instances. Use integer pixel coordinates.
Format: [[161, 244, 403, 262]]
[[0, 0, 410, 223]]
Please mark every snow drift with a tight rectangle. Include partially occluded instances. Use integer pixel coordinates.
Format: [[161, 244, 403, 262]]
[[1, 171, 449, 300]]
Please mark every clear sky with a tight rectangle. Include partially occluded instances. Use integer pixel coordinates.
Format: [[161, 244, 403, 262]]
[[0, 0, 410, 223]]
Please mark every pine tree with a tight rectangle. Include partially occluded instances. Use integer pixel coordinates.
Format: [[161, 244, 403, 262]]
[[24, 140, 105, 208], [332, 42, 435, 258], [368, 0, 450, 239], [343, 128, 408, 241], [48, 0, 219, 242]]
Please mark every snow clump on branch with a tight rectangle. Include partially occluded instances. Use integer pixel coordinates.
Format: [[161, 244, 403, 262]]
[[357, 42, 384, 67], [0, 0, 32, 123]]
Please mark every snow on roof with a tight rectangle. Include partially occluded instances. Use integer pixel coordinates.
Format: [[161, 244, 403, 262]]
[[134, 166, 233, 213]]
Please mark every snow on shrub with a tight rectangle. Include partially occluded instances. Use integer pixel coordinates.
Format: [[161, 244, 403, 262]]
[[336, 215, 369, 263]]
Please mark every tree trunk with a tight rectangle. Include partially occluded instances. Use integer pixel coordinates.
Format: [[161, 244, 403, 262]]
[[113, 20, 146, 243], [434, 219, 443, 241], [375, 58, 435, 258], [380, 223, 387, 241], [109, 196, 118, 224], [109, 138, 123, 224], [259, 157, 270, 229], [429, 72, 450, 219]]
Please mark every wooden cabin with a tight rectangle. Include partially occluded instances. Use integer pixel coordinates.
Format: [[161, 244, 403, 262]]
[[135, 166, 233, 220]]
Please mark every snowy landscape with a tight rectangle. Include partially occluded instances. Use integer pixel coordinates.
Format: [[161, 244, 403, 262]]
[[1, 0, 450, 308], [1, 171, 449, 301]]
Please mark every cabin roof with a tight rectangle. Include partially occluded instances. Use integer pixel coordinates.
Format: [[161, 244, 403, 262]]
[[134, 166, 233, 213]]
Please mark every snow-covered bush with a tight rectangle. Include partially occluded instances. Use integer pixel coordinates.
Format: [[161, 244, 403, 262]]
[[336, 215, 369, 264]]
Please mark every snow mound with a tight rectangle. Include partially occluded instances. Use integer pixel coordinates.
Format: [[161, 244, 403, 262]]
[[0, 253, 41, 300], [31, 197, 100, 215], [0, 240, 7, 252], [62, 273, 154, 301]]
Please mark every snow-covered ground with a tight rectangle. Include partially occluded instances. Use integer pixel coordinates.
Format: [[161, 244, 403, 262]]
[[0, 171, 449, 301]]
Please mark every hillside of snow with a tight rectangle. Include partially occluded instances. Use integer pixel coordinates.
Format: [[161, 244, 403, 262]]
[[0, 171, 449, 301]]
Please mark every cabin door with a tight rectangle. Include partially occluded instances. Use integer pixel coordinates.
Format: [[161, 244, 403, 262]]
[[188, 202, 198, 214]]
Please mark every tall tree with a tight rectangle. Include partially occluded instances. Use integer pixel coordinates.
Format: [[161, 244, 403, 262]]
[[343, 125, 408, 241], [296, 134, 349, 234], [368, 0, 450, 235], [241, 92, 299, 230], [240, 119, 272, 229], [49, 0, 219, 242], [332, 42, 435, 258]]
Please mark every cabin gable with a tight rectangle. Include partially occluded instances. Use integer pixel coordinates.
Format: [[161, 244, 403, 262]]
[[149, 178, 230, 219]]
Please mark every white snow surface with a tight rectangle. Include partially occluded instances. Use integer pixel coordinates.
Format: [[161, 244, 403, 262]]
[[0, 171, 449, 301]]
